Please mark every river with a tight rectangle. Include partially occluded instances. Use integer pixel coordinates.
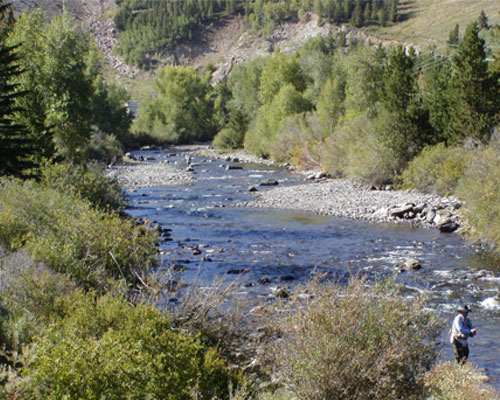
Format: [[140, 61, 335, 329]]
[[122, 147, 500, 390]]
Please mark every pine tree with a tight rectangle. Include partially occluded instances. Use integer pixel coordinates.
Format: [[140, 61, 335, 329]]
[[0, 1, 37, 177], [389, 0, 398, 23], [350, 0, 363, 27], [447, 24, 460, 55], [446, 22, 499, 143], [363, 2, 372, 24], [477, 10, 489, 30]]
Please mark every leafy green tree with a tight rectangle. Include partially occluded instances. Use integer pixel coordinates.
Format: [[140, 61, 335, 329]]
[[298, 36, 335, 104], [316, 71, 347, 137], [446, 23, 499, 143], [258, 51, 308, 105], [227, 57, 265, 120], [133, 66, 216, 143], [343, 44, 386, 118], [8, 10, 93, 163], [0, 1, 37, 177], [86, 47, 132, 141], [245, 83, 312, 157]]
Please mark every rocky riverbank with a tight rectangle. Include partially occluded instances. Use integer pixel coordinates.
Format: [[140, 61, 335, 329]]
[[107, 146, 464, 232], [106, 161, 194, 190], [237, 178, 463, 232]]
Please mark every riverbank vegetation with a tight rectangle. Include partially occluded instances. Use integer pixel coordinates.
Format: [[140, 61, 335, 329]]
[[133, 12, 499, 254], [1, 1, 499, 398]]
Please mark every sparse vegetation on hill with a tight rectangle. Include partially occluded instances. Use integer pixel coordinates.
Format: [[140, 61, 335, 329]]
[[113, 0, 401, 68]]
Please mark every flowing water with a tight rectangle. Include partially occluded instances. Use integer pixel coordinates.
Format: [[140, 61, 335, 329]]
[[123, 147, 500, 389]]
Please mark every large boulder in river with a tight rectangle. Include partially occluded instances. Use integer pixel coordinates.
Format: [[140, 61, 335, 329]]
[[437, 221, 459, 233], [400, 258, 422, 271], [389, 204, 415, 218], [259, 179, 279, 186]]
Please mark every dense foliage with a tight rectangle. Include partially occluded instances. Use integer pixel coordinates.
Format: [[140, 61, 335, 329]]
[[5, 9, 131, 168], [0, 177, 158, 290], [114, 0, 400, 67], [0, 3, 37, 177], [271, 278, 442, 399], [132, 65, 216, 143], [6, 291, 235, 400]]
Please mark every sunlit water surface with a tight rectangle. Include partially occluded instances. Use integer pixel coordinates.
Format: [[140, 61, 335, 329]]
[[124, 148, 500, 389]]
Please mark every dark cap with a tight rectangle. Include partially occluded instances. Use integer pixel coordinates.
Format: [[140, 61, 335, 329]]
[[457, 305, 471, 313]]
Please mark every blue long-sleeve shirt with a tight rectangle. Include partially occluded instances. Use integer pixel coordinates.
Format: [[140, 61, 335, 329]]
[[450, 314, 475, 345]]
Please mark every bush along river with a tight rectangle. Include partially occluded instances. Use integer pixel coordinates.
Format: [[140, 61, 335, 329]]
[[109, 145, 500, 389]]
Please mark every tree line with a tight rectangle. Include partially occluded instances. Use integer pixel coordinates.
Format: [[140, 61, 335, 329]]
[[0, 6, 133, 177], [114, 0, 399, 67], [132, 13, 499, 253]]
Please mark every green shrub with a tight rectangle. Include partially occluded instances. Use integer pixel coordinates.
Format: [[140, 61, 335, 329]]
[[321, 113, 397, 184], [212, 109, 248, 151], [271, 277, 442, 400], [7, 291, 236, 400], [40, 162, 124, 211], [244, 84, 312, 158], [425, 362, 499, 399], [271, 113, 323, 169], [401, 143, 470, 196], [457, 135, 500, 254], [0, 252, 77, 352], [0, 178, 158, 290], [86, 130, 124, 165]]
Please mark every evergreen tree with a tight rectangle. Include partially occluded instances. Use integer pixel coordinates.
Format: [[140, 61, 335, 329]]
[[363, 2, 372, 24], [477, 10, 489, 30], [377, 46, 431, 168], [389, 0, 398, 23], [0, 1, 37, 177], [350, 0, 363, 27], [447, 24, 460, 54], [447, 22, 499, 143]]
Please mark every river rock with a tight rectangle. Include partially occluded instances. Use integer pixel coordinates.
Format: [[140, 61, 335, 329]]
[[389, 204, 415, 218], [248, 186, 258, 192], [226, 165, 243, 170], [401, 258, 422, 271], [258, 277, 271, 285], [438, 221, 459, 233], [259, 179, 279, 186], [227, 269, 249, 274], [278, 275, 295, 282], [433, 211, 453, 226], [270, 286, 290, 299]]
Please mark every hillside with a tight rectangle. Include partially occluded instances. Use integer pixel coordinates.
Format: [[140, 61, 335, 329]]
[[365, 0, 500, 47], [10, 0, 500, 99]]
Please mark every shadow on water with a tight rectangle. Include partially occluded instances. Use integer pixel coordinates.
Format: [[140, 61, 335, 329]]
[[124, 148, 500, 390]]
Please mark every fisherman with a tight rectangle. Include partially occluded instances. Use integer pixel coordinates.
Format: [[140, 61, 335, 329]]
[[450, 305, 477, 363]]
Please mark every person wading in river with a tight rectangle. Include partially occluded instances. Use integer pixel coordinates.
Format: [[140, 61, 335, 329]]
[[450, 305, 477, 363]]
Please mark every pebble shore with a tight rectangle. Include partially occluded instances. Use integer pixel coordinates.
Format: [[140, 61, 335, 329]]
[[106, 162, 194, 190], [107, 146, 463, 231], [237, 178, 462, 229]]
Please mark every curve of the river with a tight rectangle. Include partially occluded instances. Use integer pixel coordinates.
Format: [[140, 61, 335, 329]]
[[122, 147, 500, 390]]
